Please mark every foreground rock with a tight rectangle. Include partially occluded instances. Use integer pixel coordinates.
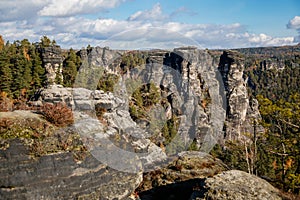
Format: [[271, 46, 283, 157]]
[[0, 111, 143, 200], [136, 156, 283, 200], [194, 170, 282, 200], [0, 139, 142, 200], [136, 152, 227, 199]]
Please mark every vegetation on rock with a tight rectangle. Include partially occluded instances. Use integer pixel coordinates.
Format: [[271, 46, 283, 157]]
[[0, 111, 87, 161]]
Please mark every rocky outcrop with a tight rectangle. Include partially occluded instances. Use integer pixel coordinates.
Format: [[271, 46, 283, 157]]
[[0, 111, 143, 200], [193, 170, 282, 200], [37, 46, 262, 144], [37, 47, 226, 153], [39, 45, 64, 85], [79, 46, 125, 74], [219, 51, 263, 140], [32, 84, 168, 173], [0, 139, 142, 200], [136, 157, 282, 200], [137, 151, 227, 193], [138, 47, 226, 151]]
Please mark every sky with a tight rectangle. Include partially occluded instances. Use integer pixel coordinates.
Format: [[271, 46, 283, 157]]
[[0, 0, 300, 49]]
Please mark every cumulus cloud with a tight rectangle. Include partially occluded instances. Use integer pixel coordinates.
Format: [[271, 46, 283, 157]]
[[128, 3, 168, 21], [38, 0, 125, 17], [0, 0, 49, 22], [0, 0, 125, 21], [287, 16, 300, 29], [287, 16, 300, 43]]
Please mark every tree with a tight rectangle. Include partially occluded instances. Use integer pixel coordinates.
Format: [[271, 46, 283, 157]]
[[10, 50, 32, 98], [0, 49, 13, 94], [31, 47, 45, 90], [63, 49, 79, 87], [40, 36, 51, 47], [257, 94, 300, 193]]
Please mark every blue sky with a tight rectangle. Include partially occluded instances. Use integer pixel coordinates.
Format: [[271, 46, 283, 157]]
[[0, 0, 299, 49]]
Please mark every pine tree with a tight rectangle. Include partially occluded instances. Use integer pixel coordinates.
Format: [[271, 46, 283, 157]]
[[63, 49, 78, 87], [0, 49, 13, 94], [40, 36, 51, 47], [31, 47, 45, 90]]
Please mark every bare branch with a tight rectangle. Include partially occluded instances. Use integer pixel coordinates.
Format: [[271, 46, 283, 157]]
[[279, 119, 300, 129]]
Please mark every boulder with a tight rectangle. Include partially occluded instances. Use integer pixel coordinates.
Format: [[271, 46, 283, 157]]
[[191, 170, 282, 200], [137, 152, 227, 196]]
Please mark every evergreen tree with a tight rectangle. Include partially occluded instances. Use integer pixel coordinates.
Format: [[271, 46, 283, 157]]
[[63, 49, 78, 87], [0, 49, 13, 94], [30, 47, 45, 90], [40, 36, 51, 47]]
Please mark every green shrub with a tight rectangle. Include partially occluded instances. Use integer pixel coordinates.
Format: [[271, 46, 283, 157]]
[[97, 73, 119, 92], [129, 82, 160, 121]]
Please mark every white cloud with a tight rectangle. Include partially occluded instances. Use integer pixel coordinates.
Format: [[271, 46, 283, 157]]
[[169, 6, 198, 21], [0, 0, 49, 22], [0, 3, 297, 49], [287, 16, 300, 43], [38, 0, 125, 17], [0, 0, 125, 21], [128, 3, 168, 21], [287, 16, 300, 29]]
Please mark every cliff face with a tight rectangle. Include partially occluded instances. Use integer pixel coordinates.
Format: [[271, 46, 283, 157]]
[[37, 46, 262, 144], [219, 50, 263, 140], [96, 47, 225, 151]]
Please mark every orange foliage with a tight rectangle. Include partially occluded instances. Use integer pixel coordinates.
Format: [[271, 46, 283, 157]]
[[40, 103, 74, 127], [23, 47, 30, 61], [0, 92, 13, 112], [0, 35, 4, 51], [285, 158, 293, 170], [272, 159, 278, 170]]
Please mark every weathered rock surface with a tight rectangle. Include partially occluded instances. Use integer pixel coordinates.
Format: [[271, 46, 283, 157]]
[[0, 139, 142, 200], [38, 45, 64, 85], [35, 47, 227, 153], [137, 167, 283, 200], [219, 50, 263, 140], [137, 151, 227, 193], [192, 170, 282, 200]]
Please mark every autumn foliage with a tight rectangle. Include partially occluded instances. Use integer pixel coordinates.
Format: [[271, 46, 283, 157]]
[[40, 103, 74, 127]]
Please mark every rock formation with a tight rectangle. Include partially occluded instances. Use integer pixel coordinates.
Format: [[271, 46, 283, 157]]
[[137, 151, 227, 193], [38, 45, 64, 85], [193, 170, 282, 200], [36, 46, 227, 152], [219, 50, 263, 140], [0, 111, 142, 200], [0, 139, 142, 200], [136, 157, 283, 200]]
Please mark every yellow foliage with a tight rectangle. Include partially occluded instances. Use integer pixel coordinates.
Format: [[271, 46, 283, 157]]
[[0, 35, 4, 51], [285, 157, 293, 170]]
